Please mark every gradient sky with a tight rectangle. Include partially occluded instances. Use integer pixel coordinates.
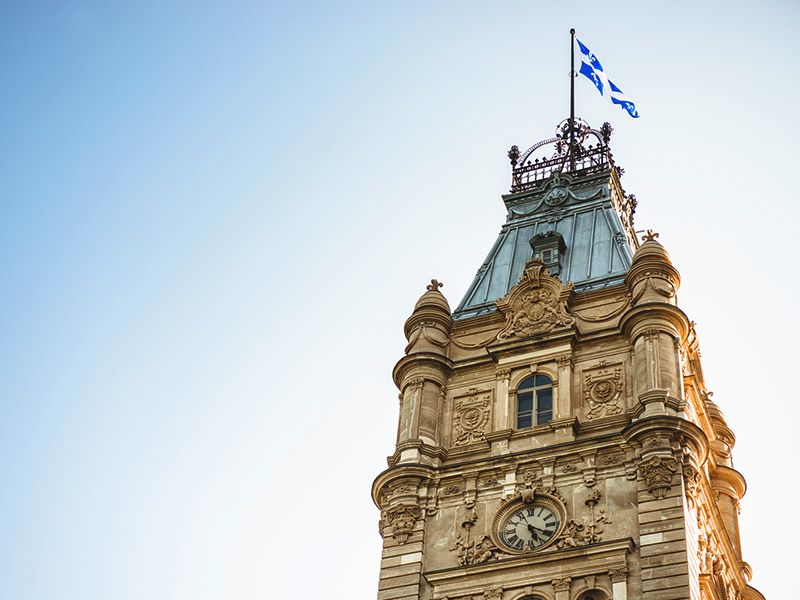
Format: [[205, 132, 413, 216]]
[[1, 2, 797, 599]]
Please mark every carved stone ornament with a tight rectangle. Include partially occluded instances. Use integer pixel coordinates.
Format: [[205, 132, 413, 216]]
[[551, 577, 572, 592], [609, 566, 629, 583], [639, 455, 678, 498], [496, 259, 575, 340], [483, 587, 503, 600], [683, 464, 701, 509], [450, 508, 504, 566], [583, 362, 624, 420], [452, 389, 492, 446], [385, 504, 422, 544]]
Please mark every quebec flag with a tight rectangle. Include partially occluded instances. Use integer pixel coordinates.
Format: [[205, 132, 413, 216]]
[[576, 38, 639, 118]]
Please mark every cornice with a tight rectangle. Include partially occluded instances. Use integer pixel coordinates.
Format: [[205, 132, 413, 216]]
[[392, 352, 454, 389], [371, 463, 437, 508], [619, 302, 691, 342], [424, 537, 635, 585], [623, 415, 709, 465]]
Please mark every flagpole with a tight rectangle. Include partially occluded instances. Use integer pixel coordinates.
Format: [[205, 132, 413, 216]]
[[570, 28, 576, 173]]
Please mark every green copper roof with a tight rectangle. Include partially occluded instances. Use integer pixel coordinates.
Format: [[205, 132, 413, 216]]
[[453, 121, 638, 320]]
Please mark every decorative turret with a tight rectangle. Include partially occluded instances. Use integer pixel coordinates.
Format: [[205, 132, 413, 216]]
[[403, 279, 452, 356], [704, 392, 747, 561], [621, 232, 688, 418], [391, 280, 453, 466]]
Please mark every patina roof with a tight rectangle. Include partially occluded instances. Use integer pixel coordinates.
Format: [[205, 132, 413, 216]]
[[453, 120, 639, 320]]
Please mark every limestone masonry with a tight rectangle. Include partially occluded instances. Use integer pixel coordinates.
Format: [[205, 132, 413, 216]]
[[371, 121, 764, 600]]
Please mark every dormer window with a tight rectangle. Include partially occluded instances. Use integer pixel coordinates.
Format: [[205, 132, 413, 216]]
[[529, 231, 567, 276]]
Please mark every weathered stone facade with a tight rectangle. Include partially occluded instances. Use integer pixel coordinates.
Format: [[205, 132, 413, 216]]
[[372, 123, 764, 600]]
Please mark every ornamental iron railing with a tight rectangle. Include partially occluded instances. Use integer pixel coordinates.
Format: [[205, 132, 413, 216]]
[[508, 119, 615, 194]]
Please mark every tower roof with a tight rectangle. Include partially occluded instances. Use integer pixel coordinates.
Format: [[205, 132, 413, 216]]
[[454, 120, 640, 320]]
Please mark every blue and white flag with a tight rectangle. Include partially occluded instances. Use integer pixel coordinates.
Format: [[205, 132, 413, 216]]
[[576, 38, 639, 118]]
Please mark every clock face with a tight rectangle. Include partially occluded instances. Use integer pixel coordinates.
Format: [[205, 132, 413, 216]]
[[499, 505, 560, 552]]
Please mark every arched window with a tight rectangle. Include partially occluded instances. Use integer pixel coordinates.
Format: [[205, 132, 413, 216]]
[[516, 374, 553, 428]]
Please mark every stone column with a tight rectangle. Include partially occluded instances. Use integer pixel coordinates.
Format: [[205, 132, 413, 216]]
[[494, 368, 511, 431], [552, 577, 571, 600], [609, 568, 628, 600], [555, 354, 574, 419]]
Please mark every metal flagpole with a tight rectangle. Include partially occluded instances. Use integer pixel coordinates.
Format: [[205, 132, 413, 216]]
[[570, 28, 576, 173]]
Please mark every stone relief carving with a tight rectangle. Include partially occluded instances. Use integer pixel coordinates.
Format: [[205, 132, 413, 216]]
[[383, 504, 422, 544], [483, 587, 503, 600], [583, 362, 624, 419], [639, 455, 678, 499], [450, 507, 504, 565], [496, 259, 575, 340], [583, 489, 611, 544], [443, 484, 461, 496], [555, 519, 586, 549], [519, 467, 542, 490], [683, 464, 701, 509], [452, 389, 492, 446], [495, 368, 511, 381], [554, 490, 610, 548], [609, 567, 629, 582], [561, 459, 578, 473]]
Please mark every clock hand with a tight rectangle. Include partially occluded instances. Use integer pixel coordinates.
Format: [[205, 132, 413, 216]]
[[526, 524, 541, 541]]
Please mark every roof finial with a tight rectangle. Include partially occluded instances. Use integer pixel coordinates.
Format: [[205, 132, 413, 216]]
[[426, 279, 443, 291], [642, 230, 659, 242]]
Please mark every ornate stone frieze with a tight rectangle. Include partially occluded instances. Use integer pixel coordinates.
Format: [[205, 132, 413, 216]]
[[583, 362, 625, 419], [384, 504, 422, 543], [452, 388, 493, 446], [639, 455, 678, 498], [496, 259, 575, 339]]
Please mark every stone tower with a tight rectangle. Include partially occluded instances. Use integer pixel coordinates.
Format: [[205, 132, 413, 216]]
[[372, 120, 765, 600]]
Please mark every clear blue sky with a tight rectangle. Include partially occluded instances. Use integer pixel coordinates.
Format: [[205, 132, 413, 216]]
[[1, 2, 796, 598]]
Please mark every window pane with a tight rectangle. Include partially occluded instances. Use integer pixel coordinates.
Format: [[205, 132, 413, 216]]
[[536, 409, 552, 425], [535, 374, 551, 387], [518, 376, 536, 391], [537, 388, 552, 410], [517, 414, 532, 429], [517, 392, 533, 413]]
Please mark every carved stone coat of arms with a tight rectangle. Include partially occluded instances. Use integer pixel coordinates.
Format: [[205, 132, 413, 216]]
[[496, 259, 575, 339]]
